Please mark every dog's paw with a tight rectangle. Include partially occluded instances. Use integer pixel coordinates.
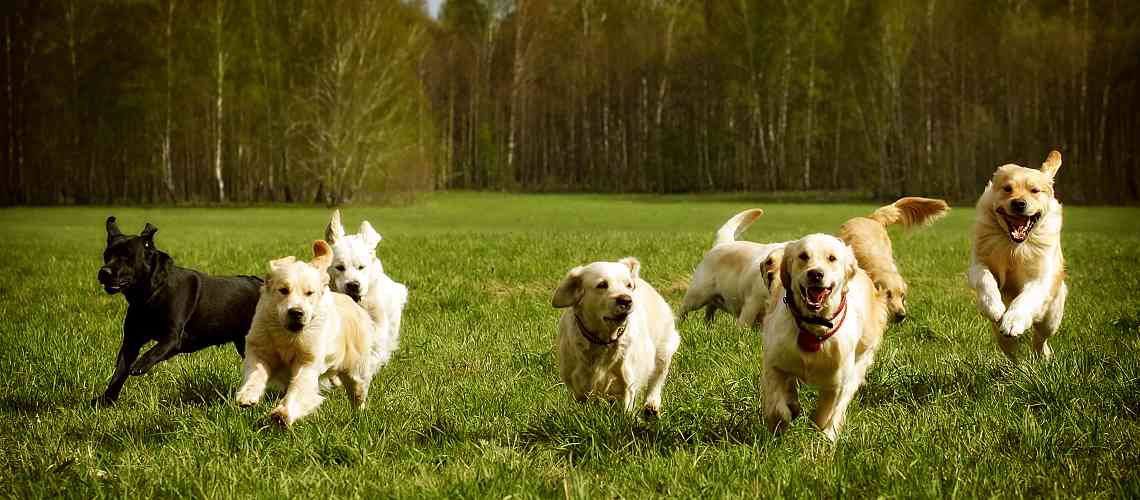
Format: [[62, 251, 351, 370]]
[[269, 406, 293, 427], [642, 404, 660, 419], [128, 360, 151, 377], [999, 309, 1032, 338], [90, 395, 117, 408], [979, 297, 1006, 324], [234, 395, 258, 408]]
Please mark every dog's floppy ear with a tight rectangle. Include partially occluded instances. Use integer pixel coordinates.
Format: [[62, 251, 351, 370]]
[[311, 240, 333, 270], [140, 223, 158, 248], [325, 210, 346, 245], [844, 245, 858, 283], [552, 266, 585, 308], [779, 244, 795, 299], [619, 257, 641, 286], [1040, 150, 1062, 179], [360, 221, 383, 249], [105, 216, 123, 245]]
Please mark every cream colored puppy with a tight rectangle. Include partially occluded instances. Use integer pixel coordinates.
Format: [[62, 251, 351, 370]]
[[680, 209, 787, 328], [325, 210, 405, 371], [552, 257, 680, 416], [968, 150, 1067, 361], [234, 240, 380, 426], [762, 234, 888, 441]]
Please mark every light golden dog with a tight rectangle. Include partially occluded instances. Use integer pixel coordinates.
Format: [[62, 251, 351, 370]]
[[838, 197, 949, 322], [234, 240, 381, 426], [762, 234, 888, 440], [680, 209, 787, 328], [552, 258, 680, 416], [968, 150, 1067, 360]]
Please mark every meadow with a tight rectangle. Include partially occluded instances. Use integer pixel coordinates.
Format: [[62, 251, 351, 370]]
[[1, 192, 1138, 498]]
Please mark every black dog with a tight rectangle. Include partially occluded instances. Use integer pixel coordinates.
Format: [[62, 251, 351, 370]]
[[94, 216, 262, 405]]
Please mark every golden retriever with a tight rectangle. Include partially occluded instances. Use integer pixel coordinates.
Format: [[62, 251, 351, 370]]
[[838, 197, 949, 321], [552, 257, 681, 416], [968, 150, 1067, 360], [680, 209, 787, 328], [234, 240, 382, 426], [762, 234, 888, 440]]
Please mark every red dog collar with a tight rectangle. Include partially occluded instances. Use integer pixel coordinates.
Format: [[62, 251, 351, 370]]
[[785, 291, 849, 353]]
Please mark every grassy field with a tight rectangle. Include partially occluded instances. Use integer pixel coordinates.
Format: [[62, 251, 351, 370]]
[[2, 192, 1139, 498]]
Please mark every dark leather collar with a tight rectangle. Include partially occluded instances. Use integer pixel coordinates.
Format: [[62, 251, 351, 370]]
[[574, 312, 627, 346], [784, 288, 849, 353]]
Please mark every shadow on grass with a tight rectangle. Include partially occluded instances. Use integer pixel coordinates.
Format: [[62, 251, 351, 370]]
[[171, 371, 233, 407], [518, 402, 769, 462]]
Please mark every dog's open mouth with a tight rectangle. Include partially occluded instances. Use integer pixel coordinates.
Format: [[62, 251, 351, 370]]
[[997, 208, 1039, 243], [801, 285, 833, 311], [604, 312, 629, 325], [346, 291, 362, 303], [103, 281, 129, 294]]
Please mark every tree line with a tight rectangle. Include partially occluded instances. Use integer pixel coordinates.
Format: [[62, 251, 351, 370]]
[[4, 0, 1138, 205]]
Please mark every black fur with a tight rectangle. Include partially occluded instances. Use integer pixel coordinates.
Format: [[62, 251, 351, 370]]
[[94, 216, 262, 405]]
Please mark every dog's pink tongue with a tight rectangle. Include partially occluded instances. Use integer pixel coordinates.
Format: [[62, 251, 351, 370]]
[[1008, 216, 1030, 240], [808, 287, 828, 303]]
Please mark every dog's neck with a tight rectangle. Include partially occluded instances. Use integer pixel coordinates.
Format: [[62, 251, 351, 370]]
[[572, 310, 627, 346], [124, 251, 174, 305], [784, 287, 848, 352]]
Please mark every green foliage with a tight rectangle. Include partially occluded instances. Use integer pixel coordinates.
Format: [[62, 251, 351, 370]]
[[1, 195, 1139, 497]]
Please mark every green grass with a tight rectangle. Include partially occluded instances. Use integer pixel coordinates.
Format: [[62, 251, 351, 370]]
[[2, 192, 1139, 498]]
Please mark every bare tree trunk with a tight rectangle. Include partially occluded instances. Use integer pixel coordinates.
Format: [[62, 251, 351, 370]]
[[161, 0, 176, 201], [213, 0, 227, 202], [803, 7, 817, 190]]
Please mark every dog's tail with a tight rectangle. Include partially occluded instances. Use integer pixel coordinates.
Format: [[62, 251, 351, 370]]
[[868, 197, 949, 228], [714, 208, 764, 246]]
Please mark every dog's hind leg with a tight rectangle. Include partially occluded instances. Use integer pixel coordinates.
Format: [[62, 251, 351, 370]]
[[339, 372, 371, 410], [1032, 282, 1067, 360]]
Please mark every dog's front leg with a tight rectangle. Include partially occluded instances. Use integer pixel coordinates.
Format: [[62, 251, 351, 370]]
[[271, 364, 324, 426], [130, 335, 181, 376], [967, 262, 1005, 323], [93, 336, 144, 406], [235, 353, 270, 407], [1000, 275, 1056, 339]]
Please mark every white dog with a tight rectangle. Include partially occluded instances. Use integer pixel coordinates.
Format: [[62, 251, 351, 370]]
[[325, 210, 406, 370], [234, 240, 383, 426], [552, 257, 681, 416], [762, 234, 888, 441], [680, 208, 786, 328], [968, 150, 1067, 361]]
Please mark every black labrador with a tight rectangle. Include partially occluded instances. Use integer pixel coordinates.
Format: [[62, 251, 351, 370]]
[[94, 216, 262, 405]]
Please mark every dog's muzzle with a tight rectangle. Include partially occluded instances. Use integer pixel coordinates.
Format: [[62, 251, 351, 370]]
[[285, 308, 306, 332], [98, 267, 126, 294], [344, 281, 362, 302]]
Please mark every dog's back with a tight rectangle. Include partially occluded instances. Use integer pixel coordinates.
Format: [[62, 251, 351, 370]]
[[181, 271, 263, 352]]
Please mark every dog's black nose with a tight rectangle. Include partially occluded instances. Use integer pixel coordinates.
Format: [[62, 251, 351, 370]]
[[615, 295, 632, 308], [806, 269, 824, 282], [1011, 199, 1027, 213], [344, 281, 360, 294], [894, 312, 907, 322], [286, 308, 304, 321]]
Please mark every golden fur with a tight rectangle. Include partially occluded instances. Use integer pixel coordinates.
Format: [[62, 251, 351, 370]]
[[234, 240, 382, 426], [968, 151, 1067, 360], [762, 234, 888, 440], [838, 197, 949, 320], [680, 208, 787, 328], [552, 258, 680, 415]]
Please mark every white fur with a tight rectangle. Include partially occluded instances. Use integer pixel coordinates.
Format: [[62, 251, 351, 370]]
[[325, 210, 407, 374], [552, 258, 681, 415]]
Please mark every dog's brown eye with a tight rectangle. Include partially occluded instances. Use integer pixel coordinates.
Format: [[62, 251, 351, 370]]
[[278, 288, 289, 295], [1031, 188, 1040, 194], [357, 265, 365, 270], [828, 255, 837, 262], [626, 282, 632, 289], [886, 291, 892, 299], [305, 290, 314, 297], [1003, 185, 1013, 193], [596, 281, 608, 290], [335, 265, 345, 272], [799, 252, 808, 261]]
